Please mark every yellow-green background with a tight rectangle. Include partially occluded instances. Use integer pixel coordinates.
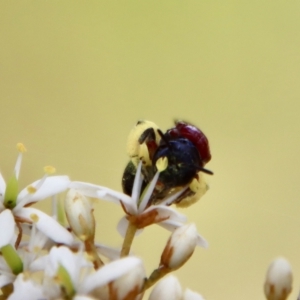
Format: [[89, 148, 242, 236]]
[[1, 1, 300, 299]]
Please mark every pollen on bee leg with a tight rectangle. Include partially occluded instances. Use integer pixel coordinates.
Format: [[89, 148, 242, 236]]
[[30, 213, 39, 223], [156, 157, 168, 172], [44, 166, 56, 175], [189, 178, 199, 193], [139, 144, 151, 166], [27, 185, 37, 194], [16, 143, 27, 153]]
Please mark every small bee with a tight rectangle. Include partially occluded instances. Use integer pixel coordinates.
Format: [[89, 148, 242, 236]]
[[122, 120, 213, 207]]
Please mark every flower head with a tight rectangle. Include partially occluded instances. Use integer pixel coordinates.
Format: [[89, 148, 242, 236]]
[[264, 257, 293, 300], [0, 144, 73, 245]]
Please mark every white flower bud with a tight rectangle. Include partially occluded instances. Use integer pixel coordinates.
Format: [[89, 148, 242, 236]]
[[160, 223, 198, 270], [183, 288, 206, 300], [264, 257, 293, 300], [65, 189, 95, 241], [110, 257, 145, 300], [148, 275, 182, 300]]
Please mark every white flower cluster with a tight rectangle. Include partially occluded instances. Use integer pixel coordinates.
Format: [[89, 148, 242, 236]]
[[0, 123, 295, 300], [0, 143, 207, 300]]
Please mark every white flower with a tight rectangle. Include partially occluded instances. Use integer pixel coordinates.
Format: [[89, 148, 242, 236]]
[[43, 246, 144, 299], [0, 144, 73, 245], [0, 210, 49, 288], [70, 160, 204, 241], [264, 257, 293, 300], [65, 189, 95, 242], [8, 273, 45, 300], [148, 275, 205, 300], [110, 259, 146, 300], [160, 223, 203, 270]]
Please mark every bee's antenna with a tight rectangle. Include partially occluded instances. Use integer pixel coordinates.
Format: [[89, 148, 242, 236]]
[[157, 129, 172, 149], [198, 167, 214, 175]]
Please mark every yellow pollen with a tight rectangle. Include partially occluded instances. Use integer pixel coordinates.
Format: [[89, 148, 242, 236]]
[[30, 213, 39, 223], [44, 166, 56, 174], [16, 143, 27, 153], [33, 245, 41, 253], [189, 178, 199, 193], [156, 157, 168, 172], [85, 252, 94, 262], [27, 186, 37, 194]]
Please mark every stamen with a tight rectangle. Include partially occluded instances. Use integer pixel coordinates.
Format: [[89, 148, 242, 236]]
[[156, 157, 168, 172], [14, 144, 26, 179], [27, 186, 37, 194], [16, 143, 26, 153], [30, 213, 39, 223], [44, 166, 56, 175], [138, 171, 160, 213]]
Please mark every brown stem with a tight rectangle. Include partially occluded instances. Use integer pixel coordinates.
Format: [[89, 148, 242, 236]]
[[142, 266, 170, 292], [15, 221, 22, 249], [84, 240, 104, 269], [1, 283, 13, 299]]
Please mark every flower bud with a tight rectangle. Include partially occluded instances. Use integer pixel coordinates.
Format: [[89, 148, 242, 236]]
[[110, 258, 145, 300], [264, 257, 292, 300], [160, 223, 198, 270], [149, 275, 182, 300], [183, 288, 206, 300], [65, 189, 95, 241]]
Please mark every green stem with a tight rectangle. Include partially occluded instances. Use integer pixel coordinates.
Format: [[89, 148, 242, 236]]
[[121, 222, 137, 257]]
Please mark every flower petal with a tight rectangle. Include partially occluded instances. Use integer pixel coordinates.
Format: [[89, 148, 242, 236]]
[[16, 176, 70, 208], [149, 275, 182, 300], [117, 217, 143, 238], [138, 171, 159, 213], [69, 181, 108, 198], [46, 246, 92, 287], [183, 288, 206, 300], [80, 256, 143, 294], [157, 219, 186, 232], [8, 274, 45, 300], [70, 181, 137, 215], [74, 296, 98, 300], [29, 255, 48, 273], [96, 189, 137, 215], [0, 209, 16, 247], [14, 207, 74, 245], [196, 233, 209, 248], [95, 243, 121, 260], [143, 205, 187, 224], [0, 273, 15, 289]]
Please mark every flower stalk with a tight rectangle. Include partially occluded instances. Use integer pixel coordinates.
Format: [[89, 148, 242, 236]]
[[120, 222, 137, 257]]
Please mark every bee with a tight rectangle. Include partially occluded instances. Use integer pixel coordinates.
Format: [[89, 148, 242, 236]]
[[122, 120, 213, 207]]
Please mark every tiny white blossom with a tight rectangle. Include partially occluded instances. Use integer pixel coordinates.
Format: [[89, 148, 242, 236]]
[[0, 144, 73, 245], [110, 259, 145, 300], [43, 246, 144, 299], [264, 257, 293, 300], [65, 189, 95, 242], [160, 223, 203, 270], [0, 210, 53, 288], [8, 273, 45, 300], [70, 161, 205, 241]]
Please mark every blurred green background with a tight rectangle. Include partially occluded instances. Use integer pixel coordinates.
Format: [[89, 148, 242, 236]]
[[1, 1, 300, 299]]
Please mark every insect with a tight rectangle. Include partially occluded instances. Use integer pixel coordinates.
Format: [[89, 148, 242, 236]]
[[122, 120, 213, 207]]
